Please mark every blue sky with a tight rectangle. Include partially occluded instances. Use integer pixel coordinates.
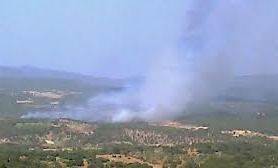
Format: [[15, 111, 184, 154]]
[[1, 0, 278, 78], [0, 0, 188, 77]]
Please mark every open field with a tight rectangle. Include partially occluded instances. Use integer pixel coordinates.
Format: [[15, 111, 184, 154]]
[[0, 117, 276, 167]]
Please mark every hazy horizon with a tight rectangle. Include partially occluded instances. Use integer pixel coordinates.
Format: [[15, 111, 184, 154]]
[[2, 0, 278, 121], [1, 0, 278, 78], [0, 0, 188, 78]]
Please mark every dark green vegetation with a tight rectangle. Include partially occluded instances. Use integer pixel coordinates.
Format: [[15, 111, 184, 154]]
[[0, 117, 277, 167], [183, 103, 278, 134], [0, 67, 278, 167]]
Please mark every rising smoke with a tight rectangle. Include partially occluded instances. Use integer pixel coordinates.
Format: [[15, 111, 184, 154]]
[[23, 0, 278, 122], [109, 0, 278, 121]]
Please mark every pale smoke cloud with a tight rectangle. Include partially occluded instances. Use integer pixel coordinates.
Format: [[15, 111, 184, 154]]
[[110, 0, 278, 121], [135, 47, 192, 120], [23, 0, 278, 122]]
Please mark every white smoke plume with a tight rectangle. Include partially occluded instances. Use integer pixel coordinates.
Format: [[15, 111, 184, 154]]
[[109, 0, 278, 121], [23, 0, 278, 122]]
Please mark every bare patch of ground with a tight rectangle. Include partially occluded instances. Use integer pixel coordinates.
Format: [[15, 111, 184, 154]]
[[221, 129, 278, 141], [150, 121, 208, 130]]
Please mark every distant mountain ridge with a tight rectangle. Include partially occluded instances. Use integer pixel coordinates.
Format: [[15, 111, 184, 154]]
[[0, 66, 124, 87], [1, 66, 278, 102]]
